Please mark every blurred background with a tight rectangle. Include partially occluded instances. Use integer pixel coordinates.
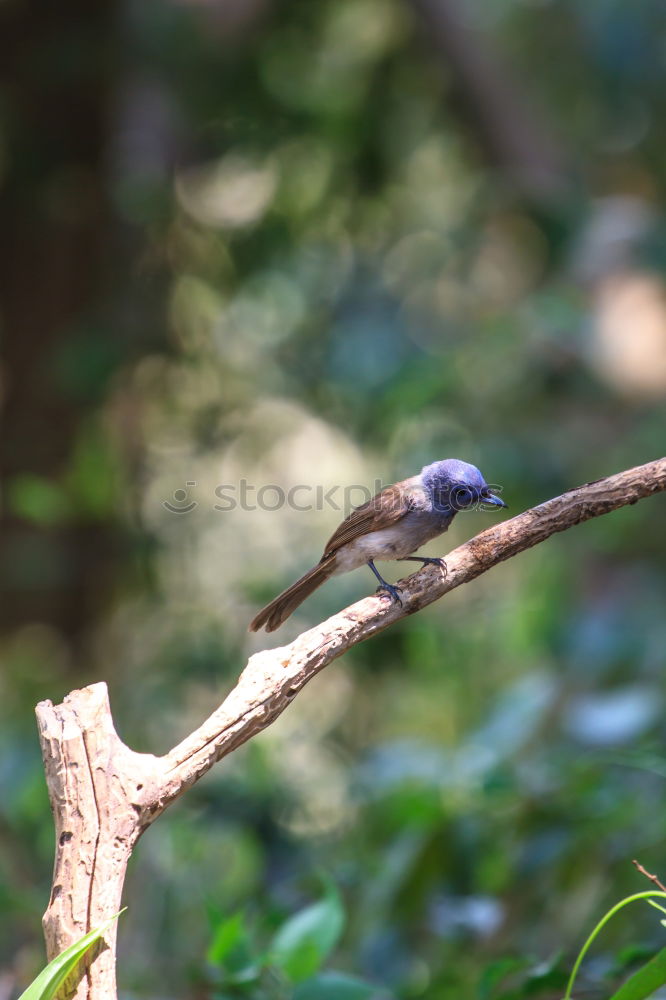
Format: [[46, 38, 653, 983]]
[[2, 0, 666, 997]]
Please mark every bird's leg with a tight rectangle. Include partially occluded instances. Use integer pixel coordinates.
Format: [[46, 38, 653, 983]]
[[367, 560, 402, 606], [398, 556, 447, 575]]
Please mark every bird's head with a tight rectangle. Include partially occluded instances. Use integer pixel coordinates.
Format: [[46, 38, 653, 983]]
[[420, 458, 508, 515]]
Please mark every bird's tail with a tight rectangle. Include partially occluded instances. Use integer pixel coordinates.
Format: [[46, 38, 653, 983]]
[[248, 557, 335, 633]]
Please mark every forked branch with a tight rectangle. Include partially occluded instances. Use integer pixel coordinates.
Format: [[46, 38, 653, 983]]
[[35, 457, 666, 999]]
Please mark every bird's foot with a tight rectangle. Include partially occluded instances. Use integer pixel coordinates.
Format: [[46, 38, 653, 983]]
[[367, 560, 403, 606], [376, 581, 403, 606]]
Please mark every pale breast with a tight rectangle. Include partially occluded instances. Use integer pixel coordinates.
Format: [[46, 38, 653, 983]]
[[331, 510, 452, 574]]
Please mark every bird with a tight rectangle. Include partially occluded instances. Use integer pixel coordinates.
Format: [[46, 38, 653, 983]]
[[249, 458, 507, 633]]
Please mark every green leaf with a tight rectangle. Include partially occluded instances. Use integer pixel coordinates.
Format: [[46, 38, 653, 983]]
[[17, 910, 124, 1000], [292, 970, 381, 1000], [270, 888, 345, 983], [609, 947, 666, 1000], [207, 912, 245, 965], [207, 912, 260, 983], [477, 956, 530, 1000]]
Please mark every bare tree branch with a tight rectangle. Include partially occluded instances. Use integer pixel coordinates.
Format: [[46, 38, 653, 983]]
[[35, 457, 666, 999], [632, 859, 666, 894]]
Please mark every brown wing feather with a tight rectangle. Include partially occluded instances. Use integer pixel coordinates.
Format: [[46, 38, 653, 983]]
[[322, 477, 424, 556]]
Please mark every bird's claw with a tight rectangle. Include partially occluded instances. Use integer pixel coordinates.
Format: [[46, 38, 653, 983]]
[[377, 582, 403, 606], [421, 556, 447, 575]]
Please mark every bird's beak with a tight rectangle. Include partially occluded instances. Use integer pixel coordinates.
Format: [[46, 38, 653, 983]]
[[484, 493, 508, 509]]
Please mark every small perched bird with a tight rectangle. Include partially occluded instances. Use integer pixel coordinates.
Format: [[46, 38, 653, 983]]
[[249, 458, 507, 633]]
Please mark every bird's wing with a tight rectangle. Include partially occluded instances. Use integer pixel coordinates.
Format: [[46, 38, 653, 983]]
[[323, 477, 424, 556]]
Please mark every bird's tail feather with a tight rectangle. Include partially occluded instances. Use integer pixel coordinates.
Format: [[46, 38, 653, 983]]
[[249, 558, 335, 633]]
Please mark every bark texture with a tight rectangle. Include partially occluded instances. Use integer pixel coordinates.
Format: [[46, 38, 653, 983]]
[[36, 457, 666, 999]]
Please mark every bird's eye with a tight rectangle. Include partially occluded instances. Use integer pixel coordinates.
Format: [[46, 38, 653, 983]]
[[452, 486, 473, 509]]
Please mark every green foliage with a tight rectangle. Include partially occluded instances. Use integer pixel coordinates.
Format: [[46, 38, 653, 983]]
[[270, 885, 344, 982], [207, 912, 260, 982], [565, 894, 666, 1000], [7, 476, 71, 527], [610, 949, 666, 1000], [17, 912, 124, 1000], [205, 890, 384, 999], [3, 0, 666, 996], [292, 971, 379, 1000]]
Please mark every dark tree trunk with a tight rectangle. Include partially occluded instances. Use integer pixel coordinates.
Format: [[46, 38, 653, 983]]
[[0, 0, 122, 639]]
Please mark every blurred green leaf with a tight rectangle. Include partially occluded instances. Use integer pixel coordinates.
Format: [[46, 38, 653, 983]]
[[477, 956, 531, 1000], [65, 422, 122, 518], [517, 954, 568, 998], [207, 912, 260, 983], [7, 475, 70, 527], [292, 970, 380, 1000], [271, 887, 345, 983]]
